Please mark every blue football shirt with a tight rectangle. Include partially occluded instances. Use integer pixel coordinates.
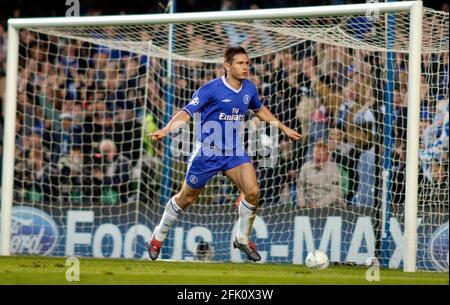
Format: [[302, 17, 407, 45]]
[[182, 76, 262, 155]]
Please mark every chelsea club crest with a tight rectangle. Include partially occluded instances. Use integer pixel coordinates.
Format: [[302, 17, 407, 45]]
[[243, 94, 250, 105]]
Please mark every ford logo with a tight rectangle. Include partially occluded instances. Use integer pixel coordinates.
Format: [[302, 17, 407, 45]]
[[429, 222, 449, 272], [10, 207, 59, 255]]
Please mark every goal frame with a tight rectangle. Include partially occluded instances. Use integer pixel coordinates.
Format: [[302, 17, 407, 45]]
[[0, 1, 423, 272]]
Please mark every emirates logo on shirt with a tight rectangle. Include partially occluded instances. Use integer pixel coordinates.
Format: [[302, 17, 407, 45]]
[[219, 108, 245, 121]]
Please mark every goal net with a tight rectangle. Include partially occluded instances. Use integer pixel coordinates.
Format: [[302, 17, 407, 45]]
[[2, 3, 448, 271]]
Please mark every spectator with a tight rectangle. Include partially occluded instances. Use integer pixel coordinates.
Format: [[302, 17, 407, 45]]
[[336, 81, 357, 130], [248, 3, 273, 49], [138, 111, 162, 204], [88, 139, 132, 203], [143, 112, 158, 158], [278, 139, 303, 204], [37, 78, 62, 131], [48, 112, 82, 163], [394, 84, 409, 142], [58, 42, 79, 91], [113, 107, 142, 162], [420, 98, 449, 180], [328, 127, 351, 201], [220, 0, 247, 46], [305, 103, 329, 161], [391, 140, 407, 206], [346, 16, 373, 41], [297, 139, 345, 208], [353, 90, 376, 128], [27, 149, 59, 202], [309, 53, 349, 120], [352, 138, 376, 206], [296, 94, 318, 136], [57, 145, 84, 201], [419, 158, 449, 207], [297, 51, 315, 97], [442, 2, 449, 12], [259, 138, 302, 205]]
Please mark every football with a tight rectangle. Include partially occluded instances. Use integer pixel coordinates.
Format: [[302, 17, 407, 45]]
[[305, 251, 330, 270]]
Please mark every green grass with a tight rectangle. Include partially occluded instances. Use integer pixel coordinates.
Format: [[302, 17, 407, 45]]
[[0, 256, 447, 285]]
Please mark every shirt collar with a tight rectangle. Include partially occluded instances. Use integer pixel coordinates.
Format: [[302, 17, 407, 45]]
[[221, 76, 242, 94]]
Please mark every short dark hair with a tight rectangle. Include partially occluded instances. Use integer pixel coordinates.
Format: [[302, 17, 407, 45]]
[[314, 139, 329, 149], [224, 46, 247, 64]]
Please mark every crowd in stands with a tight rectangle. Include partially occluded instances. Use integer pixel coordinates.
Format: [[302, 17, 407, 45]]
[[0, 1, 448, 209]]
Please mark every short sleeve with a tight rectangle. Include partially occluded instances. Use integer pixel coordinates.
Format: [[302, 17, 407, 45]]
[[249, 84, 262, 112], [182, 86, 210, 117]]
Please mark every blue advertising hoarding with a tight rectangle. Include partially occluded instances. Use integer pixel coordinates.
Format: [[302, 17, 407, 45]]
[[2, 204, 448, 271]]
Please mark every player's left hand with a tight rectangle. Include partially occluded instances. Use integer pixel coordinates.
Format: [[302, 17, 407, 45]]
[[282, 127, 302, 141]]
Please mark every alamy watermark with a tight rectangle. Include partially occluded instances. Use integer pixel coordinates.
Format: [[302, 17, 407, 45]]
[[365, 257, 381, 282], [66, 0, 80, 17], [65, 256, 80, 282], [366, 0, 381, 22]]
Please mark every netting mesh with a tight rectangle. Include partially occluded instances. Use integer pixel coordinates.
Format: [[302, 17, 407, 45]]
[[7, 7, 449, 271]]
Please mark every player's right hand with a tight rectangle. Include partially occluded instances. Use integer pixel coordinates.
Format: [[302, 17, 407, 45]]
[[150, 129, 168, 141]]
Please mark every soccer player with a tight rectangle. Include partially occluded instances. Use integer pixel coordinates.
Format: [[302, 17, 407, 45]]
[[148, 46, 302, 261]]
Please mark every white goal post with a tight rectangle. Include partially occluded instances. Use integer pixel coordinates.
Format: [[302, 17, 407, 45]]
[[1, 1, 446, 273]]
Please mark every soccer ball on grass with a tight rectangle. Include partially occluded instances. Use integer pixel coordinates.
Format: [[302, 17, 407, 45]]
[[305, 251, 329, 270]]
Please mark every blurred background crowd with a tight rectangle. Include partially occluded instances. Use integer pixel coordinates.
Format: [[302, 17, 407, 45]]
[[0, 0, 448, 209]]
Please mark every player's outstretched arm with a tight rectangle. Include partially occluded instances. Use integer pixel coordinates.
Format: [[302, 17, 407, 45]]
[[254, 106, 302, 141], [150, 110, 191, 141]]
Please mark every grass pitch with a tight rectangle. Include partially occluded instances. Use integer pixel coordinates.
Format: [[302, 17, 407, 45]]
[[0, 256, 447, 285]]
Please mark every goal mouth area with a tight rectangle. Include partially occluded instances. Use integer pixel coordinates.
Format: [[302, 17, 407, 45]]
[[1, 1, 448, 272]]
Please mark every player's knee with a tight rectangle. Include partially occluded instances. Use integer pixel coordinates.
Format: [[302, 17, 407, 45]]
[[175, 193, 196, 208], [184, 195, 197, 206], [245, 186, 260, 205]]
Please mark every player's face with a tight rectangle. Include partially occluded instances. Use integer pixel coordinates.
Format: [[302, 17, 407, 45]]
[[227, 53, 250, 80]]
